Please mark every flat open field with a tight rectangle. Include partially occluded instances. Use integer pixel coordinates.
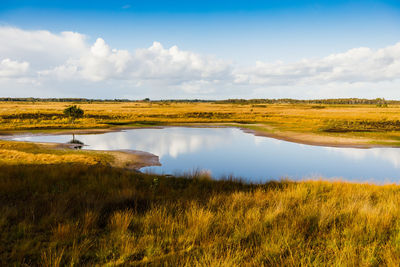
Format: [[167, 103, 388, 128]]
[[2, 100, 400, 146]]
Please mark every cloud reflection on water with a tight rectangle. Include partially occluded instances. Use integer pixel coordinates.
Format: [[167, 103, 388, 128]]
[[80, 128, 234, 158], [324, 147, 400, 169]]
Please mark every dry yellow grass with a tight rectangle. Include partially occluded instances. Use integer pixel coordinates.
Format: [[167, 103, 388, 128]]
[[0, 140, 110, 166], [2, 162, 400, 266], [0, 149, 101, 165]]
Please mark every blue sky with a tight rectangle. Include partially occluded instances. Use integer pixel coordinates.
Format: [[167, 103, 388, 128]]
[[2, 0, 400, 62], [0, 1, 400, 99]]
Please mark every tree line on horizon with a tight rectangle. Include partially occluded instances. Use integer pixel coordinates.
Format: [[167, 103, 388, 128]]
[[0, 97, 395, 105], [215, 98, 392, 105]]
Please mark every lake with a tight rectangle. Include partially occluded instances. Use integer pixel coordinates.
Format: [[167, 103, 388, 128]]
[[11, 127, 400, 183]]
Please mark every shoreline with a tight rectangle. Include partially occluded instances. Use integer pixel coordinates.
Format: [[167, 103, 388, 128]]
[[240, 127, 398, 149]]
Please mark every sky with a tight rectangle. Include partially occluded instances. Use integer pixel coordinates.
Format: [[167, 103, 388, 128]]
[[0, 0, 400, 99]]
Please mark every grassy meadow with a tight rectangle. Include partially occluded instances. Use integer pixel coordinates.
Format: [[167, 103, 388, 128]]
[[3, 160, 400, 266], [2, 100, 400, 265]]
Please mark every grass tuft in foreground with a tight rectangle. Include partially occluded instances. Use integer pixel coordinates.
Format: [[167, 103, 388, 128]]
[[2, 162, 400, 266]]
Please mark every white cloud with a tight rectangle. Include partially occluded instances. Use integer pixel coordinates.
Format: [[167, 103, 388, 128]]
[[237, 42, 400, 86], [0, 58, 29, 78], [0, 27, 87, 69], [132, 42, 231, 82], [43, 40, 232, 84], [77, 38, 131, 81], [0, 26, 400, 98]]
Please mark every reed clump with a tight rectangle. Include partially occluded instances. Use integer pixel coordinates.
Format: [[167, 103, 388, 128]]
[[2, 161, 400, 266]]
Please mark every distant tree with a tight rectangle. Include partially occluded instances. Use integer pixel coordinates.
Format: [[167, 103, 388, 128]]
[[64, 105, 84, 123], [376, 98, 388, 108]]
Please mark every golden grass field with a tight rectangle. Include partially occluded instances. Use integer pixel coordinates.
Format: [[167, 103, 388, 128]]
[[2, 100, 400, 146], [2, 101, 400, 265], [2, 156, 400, 266]]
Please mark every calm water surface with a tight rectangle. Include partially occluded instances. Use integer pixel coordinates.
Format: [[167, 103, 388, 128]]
[[12, 127, 400, 183]]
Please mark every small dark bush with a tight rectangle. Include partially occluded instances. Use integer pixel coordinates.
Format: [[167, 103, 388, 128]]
[[64, 105, 84, 122]]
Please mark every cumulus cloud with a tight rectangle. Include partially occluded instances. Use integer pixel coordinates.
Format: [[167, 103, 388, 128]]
[[42, 39, 232, 84], [0, 26, 400, 98], [236, 42, 400, 86], [0, 27, 87, 69], [132, 42, 231, 83], [0, 59, 29, 78], [41, 38, 132, 81]]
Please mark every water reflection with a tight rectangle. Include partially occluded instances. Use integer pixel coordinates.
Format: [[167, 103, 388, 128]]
[[64, 128, 232, 158], [11, 127, 400, 183]]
